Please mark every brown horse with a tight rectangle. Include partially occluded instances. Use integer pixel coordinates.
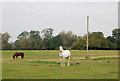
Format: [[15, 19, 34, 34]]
[[13, 52, 24, 60]]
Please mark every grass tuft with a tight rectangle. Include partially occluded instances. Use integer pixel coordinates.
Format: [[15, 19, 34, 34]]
[[29, 60, 57, 64]]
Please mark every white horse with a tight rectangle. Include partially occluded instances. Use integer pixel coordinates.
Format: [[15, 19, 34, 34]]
[[59, 46, 71, 66]]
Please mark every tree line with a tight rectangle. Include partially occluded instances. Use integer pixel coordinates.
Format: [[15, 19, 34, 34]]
[[0, 28, 120, 50]]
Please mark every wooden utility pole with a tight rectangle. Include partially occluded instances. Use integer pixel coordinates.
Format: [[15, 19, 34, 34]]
[[86, 16, 89, 59]]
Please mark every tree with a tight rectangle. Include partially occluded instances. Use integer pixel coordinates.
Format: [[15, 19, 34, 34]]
[[107, 40, 117, 49], [15, 30, 42, 50], [83, 32, 104, 39], [42, 28, 53, 41], [59, 31, 77, 48], [0, 32, 12, 50], [2, 42, 12, 50], [17, 31, 29, 40], [14, 38, 32, 50], [83, 31, 109, 49], [100, 37, 108, 49], [0, 32, 11, 43], [88, 37, 108, 49], [41, 28, 54, 49], [112, 28, 120, 39], [29, 30, 41, 40], [89, 37, 100, 49], [106, 36, 115, 43], [72, 38, 87, 50], [49, 35, 62, 50], [29, 30, 42, 49], [112, 28, 120, 49], [106, 36, 117, 49]]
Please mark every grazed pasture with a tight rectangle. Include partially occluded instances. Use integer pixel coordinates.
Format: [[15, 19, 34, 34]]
[[2, 50, 118, 79]]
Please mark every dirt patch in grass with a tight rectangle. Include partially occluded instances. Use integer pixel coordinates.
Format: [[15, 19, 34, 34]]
[[71, 56, 118, 60]]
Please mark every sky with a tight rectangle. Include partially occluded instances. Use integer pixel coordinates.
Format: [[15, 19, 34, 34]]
[[1, 1, 118, 42]]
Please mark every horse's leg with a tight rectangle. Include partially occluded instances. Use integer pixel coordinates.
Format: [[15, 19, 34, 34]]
[[21, 54, 24, 60], [21, 56, 23, 60], [60, 57, 63, 66], [67, 56, 70, 67], [13, 57, 15, 61], [63, 57, 65, 66], [16, 56, 19, 60]]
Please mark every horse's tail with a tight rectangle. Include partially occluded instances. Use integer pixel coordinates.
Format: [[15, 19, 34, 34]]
[[22, 53, 24, 59]]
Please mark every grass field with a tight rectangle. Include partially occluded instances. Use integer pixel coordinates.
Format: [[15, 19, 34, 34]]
[[1, 50, 118, 79]]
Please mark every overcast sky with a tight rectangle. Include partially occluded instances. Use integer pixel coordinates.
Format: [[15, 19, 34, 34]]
[[1, 2, 118, 42]]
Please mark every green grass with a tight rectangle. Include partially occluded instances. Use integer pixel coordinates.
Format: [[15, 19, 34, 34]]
[[1, 50, 118, 79]]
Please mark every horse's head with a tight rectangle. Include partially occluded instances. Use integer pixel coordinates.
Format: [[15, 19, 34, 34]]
[[13, 55, 15, 60], [59, 46, 63, 52]]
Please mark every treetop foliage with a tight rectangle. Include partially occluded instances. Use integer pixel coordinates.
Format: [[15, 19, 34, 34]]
[[1, 28, 120, 50]]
